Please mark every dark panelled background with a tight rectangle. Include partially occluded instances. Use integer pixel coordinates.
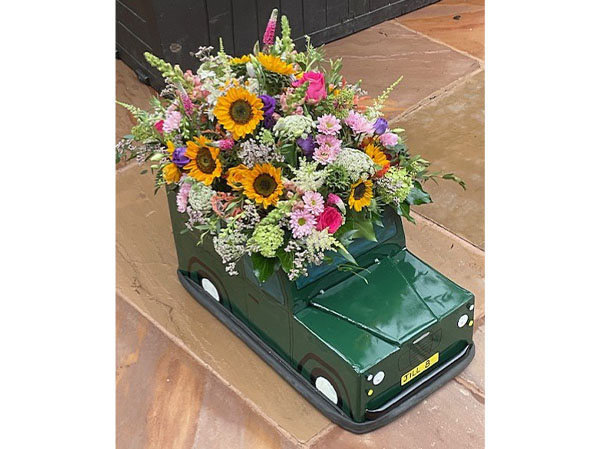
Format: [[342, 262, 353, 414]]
[[116, 0, 438, 91]]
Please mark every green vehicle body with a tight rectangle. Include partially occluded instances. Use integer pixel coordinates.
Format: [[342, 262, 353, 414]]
[[167, 191, 475, 425]]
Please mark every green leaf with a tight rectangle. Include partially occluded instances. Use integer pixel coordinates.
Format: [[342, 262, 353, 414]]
[[352, 213, 377, 242], [276, 248, 293, 274], [442, 173, 467, 190], [397, 202, 416, 224], [406, 181, 432, 205], [337, 244, 357, 265], [251, 252, 277, 283]]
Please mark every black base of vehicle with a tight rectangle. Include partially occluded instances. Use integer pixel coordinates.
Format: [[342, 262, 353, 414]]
[[178, 270, 475, 434]]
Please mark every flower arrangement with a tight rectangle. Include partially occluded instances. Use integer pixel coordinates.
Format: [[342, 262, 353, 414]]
[[116, 9, 465, 282]]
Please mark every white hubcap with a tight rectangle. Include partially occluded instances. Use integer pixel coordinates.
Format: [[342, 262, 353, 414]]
[[201, 278, 220, 301], [315, 376, 338, 404]]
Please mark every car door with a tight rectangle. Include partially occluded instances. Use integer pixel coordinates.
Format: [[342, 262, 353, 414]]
[[242, 257, 291, 361]]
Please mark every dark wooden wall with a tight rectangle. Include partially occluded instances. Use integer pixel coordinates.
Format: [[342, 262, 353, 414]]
[[116, 0, 439, 90]]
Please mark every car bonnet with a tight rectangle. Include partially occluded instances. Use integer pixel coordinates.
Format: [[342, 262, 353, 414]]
[[309, 250, 472, 346]]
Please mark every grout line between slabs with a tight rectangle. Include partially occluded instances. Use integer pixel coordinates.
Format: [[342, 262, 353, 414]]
[[393, 19, 485, 66], [116, 293, 310, 447], [304, 423, 337, 448], [413, 210, 485, 254]]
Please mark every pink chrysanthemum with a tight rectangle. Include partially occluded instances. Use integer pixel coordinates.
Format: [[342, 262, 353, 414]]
[[176, 182, 192, 213], [317, 114, 341, 135], [302, 191, 324, 215], [313, 134, 341, 164], [290, 209, 316, 239], [344, 110, 374, 135]]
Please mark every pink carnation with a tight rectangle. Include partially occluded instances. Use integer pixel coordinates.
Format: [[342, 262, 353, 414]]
[[317, 114, 341, 135], [379, 132, 399, 147], [316, 207, 343, 234]]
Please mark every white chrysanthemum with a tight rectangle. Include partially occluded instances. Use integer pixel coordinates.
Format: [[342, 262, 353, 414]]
[[188, 182, 214, 212], [331, 148, 374, 182]]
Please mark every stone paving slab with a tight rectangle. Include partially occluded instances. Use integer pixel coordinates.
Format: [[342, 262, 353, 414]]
[[310, 381, 484, 448], [116, 161, 485, 444], [399, 0, 485, 60], [397, 70, 484, 248], [323, 18, 480, 119], [117, 296, 301, 449]]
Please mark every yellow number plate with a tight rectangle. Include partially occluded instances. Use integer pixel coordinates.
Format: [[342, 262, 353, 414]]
[[401, 352, 439, 386]]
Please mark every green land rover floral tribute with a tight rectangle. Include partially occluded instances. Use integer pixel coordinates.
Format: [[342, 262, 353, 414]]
[[117, 9, 475, 433]]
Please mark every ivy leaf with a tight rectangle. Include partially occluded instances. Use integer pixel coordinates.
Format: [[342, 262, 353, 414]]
[[251, 252, 277, 283], [406, 181, 432, 205], [276, 248, 293, 274]]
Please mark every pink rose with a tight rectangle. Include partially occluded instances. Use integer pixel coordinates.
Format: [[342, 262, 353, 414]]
[[293, 71, 326, 104], [154, 120, 164, 134], [316, 207, 343, 234]]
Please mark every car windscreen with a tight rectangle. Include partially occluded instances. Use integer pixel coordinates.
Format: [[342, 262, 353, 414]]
[[294, 215, 398, 290]]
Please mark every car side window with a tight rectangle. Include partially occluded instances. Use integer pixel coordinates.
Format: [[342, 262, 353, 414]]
[[243, 257, 285, 305]]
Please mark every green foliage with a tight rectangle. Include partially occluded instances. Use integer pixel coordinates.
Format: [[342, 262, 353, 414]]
[[251, 252, 278, 283], [144, 52, 185, 83], [295, 36, 324, 72], [405, 181, 432, 206], [324, 164, 351, 191], [365, 76, 403, 120]]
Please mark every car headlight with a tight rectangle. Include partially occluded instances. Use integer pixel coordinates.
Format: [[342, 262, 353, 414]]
[[457, 314, 469, 328], [373, 371, 385, 385]]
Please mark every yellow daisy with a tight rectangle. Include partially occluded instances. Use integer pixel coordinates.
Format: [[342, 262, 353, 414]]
[[226, 164, 249, 190], [364, 143, 390, 169], [183, 136, 222, 185], [213, 87, 264, 140], [162, 163, 181, 184], [241, 163, 284, 208], [230, 55, 251, 65], [257, 53, 295, 76], [348, 179, 373, 212]]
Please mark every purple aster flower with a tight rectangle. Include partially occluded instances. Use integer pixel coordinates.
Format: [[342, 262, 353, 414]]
[[373, 117, 388, 135], [296, 136, 316, 157], [259, 94, 276, 116], [172, 146, 191, 168]]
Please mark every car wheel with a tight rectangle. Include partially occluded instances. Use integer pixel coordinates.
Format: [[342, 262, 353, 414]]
[[201, 277, 220, 302], [314, 375, 340, 405]]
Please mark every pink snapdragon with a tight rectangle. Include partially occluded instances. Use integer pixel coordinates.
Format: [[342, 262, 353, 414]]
[[317, 114, 341, 135], [262, 9, 278, 47], [344, 110, 374, 135], [302, 191, 325, 215], [217, 138, 235, 150], [290, 209, 316, 239], [163, 108, 182, 133], [176, 182, 192, 213], [379, 132, 399, 147]]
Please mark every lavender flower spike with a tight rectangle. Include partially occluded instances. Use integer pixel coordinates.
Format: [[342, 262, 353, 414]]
[[263, 9, 278, 47]]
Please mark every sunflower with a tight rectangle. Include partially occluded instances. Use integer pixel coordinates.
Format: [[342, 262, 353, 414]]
[[213, 87, 264, 140], [226, 164, 249, 190], [162, 163, 181, 184], [183, 136, 222, 185], [348, 179, 373, 212], [364, 143, 390, 169], [230, 55, 251, 65], [241, 163, 284, 208], [257, 53, 295, 75]]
